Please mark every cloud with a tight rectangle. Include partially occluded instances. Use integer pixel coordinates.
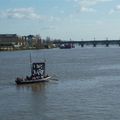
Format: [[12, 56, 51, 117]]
[[71, 0, 112, 12], [109, 5, 120, 14], [80, 6, 95, 12], [0, 8, 43, 20]]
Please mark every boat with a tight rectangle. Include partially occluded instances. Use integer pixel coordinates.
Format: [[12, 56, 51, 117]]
[[59, 43, 75, 49], [15, 62, 51, 85]]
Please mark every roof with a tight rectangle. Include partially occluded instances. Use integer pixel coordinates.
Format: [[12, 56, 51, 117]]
[[0, 34, 17, 38]]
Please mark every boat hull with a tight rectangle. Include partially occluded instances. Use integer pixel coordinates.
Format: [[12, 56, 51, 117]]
[[15, 76, 51, 85]]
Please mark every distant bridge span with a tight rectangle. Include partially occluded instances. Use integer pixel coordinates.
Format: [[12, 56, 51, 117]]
[[53, 40, 120, 47]]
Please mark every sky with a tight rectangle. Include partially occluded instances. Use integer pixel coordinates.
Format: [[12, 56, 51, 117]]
[[0, 0, 120, 40]]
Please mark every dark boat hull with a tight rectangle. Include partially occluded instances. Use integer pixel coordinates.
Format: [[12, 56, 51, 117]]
[[59, 44, 75, 49], [15, 76, 51, 85]]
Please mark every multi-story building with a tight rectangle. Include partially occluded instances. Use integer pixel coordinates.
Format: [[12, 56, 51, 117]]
[[0, 34, 46, 51], [0, 34, 27, 50]]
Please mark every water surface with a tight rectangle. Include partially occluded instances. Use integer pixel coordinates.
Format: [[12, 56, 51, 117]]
[[0, 47, 120, 120]]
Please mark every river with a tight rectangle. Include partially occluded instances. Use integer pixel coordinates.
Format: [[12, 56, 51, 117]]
[[0, 46, 120, 120]]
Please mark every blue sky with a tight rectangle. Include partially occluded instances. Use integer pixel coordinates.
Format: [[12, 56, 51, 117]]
[[0, 0, 120, 40]]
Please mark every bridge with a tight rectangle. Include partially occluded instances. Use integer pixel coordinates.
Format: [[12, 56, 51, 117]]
[[53, 40, 120, 47]]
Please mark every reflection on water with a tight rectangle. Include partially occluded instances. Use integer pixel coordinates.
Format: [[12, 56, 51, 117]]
[[16, 83, 47, 92]]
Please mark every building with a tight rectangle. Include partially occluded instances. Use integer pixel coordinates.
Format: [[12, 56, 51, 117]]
[[0, 34, 26, 50], [27, 35, 44, 49]]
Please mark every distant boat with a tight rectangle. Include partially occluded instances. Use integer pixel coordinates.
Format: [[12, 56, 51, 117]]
[[15, 53, 51, 84], [59, 44, 75, 49]]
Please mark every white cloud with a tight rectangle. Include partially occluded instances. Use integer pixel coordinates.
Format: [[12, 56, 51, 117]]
[[0, 8, 44, 20], [0, 7, 62, 24], [116, 5, 120, 11], [80, 6, 95, 12], [71, 0, 112, 12], [49, 16, 61, 22], [109, 5, 120, 14]]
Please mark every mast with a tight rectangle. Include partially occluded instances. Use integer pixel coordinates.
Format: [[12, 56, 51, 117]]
[[44, 59, 46, 76], [29, 52, 32, 75]]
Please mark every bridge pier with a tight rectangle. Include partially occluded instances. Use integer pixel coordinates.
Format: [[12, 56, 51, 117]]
[[93, 44, 96, 47], [105, 40, 109, 47], [93, 43, 97, 47], [117, 41, 120, 46], [105, 43, 109, 47], [81, 44, 84, 47]]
